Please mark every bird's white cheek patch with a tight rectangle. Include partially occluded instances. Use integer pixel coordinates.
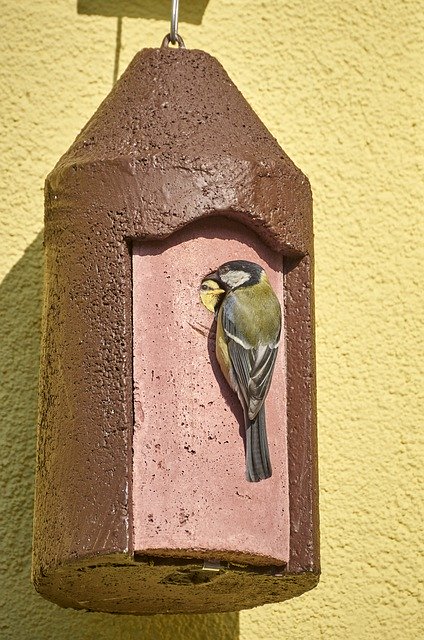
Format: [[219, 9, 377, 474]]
[[220, 269, 250, 288]]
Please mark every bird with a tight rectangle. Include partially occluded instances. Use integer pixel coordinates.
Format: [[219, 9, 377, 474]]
[[199, 260, 281, 482]]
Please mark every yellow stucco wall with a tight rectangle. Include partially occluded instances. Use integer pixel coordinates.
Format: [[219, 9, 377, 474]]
[[1, 0, 422, 638]]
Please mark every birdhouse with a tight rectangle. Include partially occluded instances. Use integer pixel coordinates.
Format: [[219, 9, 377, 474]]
[[33, 46, 319, 614]]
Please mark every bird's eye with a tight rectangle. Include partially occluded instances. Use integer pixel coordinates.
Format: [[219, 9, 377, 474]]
[[200, 283, 209, 291]]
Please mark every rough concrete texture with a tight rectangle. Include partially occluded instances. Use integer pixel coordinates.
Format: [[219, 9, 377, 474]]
[[0, 0, 422, 638]]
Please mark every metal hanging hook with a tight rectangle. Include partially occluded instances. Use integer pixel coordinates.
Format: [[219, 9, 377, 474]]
[[161, 0, 186, 48], [170, 0, 179, 44]]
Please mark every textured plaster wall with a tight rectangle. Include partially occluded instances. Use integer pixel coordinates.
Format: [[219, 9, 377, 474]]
[[0, 0, 422, 638]]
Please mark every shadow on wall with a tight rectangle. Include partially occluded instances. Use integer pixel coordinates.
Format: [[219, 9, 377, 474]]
[[77, 1, 211, 86], [0, 234, 239, 637], [77, 0, 210, 23]]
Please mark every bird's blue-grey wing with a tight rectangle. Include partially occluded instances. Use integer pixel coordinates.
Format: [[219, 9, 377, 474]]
[[221, 305, 279, 418], [246, 342, 279, 419]]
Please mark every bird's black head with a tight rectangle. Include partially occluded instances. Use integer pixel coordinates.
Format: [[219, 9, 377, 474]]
[[210, 260, 264, 291]]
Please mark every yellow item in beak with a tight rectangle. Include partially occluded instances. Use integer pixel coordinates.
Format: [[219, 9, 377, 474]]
[[199, 279, 225, 313]]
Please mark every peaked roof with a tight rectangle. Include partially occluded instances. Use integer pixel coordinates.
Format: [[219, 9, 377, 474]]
[[48, 48, 312, 255]]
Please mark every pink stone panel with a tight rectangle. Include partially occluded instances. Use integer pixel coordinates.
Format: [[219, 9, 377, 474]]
[[132, 217, 289, 565]]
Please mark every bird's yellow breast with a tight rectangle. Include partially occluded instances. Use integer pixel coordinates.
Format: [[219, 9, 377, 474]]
[[216, 306, 234, 389]]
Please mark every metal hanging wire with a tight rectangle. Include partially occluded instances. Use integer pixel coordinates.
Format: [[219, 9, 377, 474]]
[[161, 0, 186, 48], [170, 0, 179, 44]]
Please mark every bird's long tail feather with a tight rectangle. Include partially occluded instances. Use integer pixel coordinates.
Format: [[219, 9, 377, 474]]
[[245, 407, 272, 482]]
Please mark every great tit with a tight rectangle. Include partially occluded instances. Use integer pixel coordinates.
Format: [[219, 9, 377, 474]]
[[199, 260, 281, 482]]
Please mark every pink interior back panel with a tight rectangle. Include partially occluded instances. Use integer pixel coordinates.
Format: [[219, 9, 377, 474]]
[[132, 217, 289, 564]]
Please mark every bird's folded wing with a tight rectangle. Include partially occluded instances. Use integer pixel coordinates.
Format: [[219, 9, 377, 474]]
[[247, 343, 279, 419], [222, 310, 279, 420]]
